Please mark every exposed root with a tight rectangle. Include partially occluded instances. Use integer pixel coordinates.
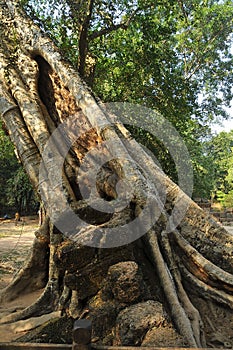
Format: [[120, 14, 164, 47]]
[[0, 220, 63, 325], [180, 264, 233, 309], [143, 230, 198, 347], [204, 301, 232, 348], [0, 278, 60, 324], [8, 311, 61, 333], [58, 284, 71, 312], [159, 230, 206, 347], [172, 229, 233, 293], [68, 290, 82, 319]]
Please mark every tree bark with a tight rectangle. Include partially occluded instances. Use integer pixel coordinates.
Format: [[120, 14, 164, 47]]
[[0, 1, 232, 347]]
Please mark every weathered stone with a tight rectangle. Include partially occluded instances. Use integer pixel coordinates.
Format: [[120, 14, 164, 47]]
[[142, 324, 187, 347], [114, 300, 166, 346], [107, 261, 143, 303], [89, 301, 118, 340]]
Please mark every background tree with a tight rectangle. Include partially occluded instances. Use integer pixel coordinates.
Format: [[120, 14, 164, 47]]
[[0, 121, 18, 214], [0, 121, 38, 215], [207, 130, 233, 207], [0, 0, 232, 348], [6, 168, 38, 214]]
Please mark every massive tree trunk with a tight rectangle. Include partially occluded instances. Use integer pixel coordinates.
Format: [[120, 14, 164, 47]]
[[0, 1, 232, 347]]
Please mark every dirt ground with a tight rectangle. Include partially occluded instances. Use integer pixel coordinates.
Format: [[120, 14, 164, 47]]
[[0, 217, 43, 342], [0, 218, 233, 345], [0, 217, 38, 289]]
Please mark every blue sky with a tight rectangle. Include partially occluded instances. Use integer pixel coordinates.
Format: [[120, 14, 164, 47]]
[[212, 106, 233, 133]]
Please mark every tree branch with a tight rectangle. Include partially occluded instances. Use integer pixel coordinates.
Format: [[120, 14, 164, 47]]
[[77, 0, 94, 78], [185, 25, 229, 81], [177, 0, 189, 22], [89, 22, 127, 40], [88, 8, 140, 41]]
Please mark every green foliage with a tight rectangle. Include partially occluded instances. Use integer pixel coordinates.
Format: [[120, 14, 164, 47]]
[[0, 122, 18, 211], [6, 168, 38, 213], [215, 189, 233, 209], [224, 190, 233, 208], [0, 122, 38, 215], [20, 0, 233, 199], [207, 130, 233, 207]]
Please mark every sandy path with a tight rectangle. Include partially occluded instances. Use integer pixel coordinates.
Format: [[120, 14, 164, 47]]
[[0, 218, 38, 290], [0, 229, 35, 253], [0, 218, 42, 342], [0, 219, 38, 252]]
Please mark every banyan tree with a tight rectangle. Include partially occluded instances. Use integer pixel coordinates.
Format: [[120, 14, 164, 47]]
[[0, 0, 232, 347]]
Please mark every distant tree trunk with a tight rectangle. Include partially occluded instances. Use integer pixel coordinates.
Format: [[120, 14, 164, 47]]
[[0, 1, 232, 348]]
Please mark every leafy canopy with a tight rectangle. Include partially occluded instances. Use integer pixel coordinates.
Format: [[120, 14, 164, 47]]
[[0, 122, 38, 214], [207, 130, 233, 207], [17, 0, 233, 199]]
